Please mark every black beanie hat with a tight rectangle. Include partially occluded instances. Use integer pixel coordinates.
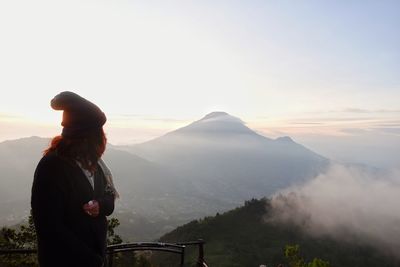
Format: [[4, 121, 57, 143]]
[[51, 91, 106, 137]]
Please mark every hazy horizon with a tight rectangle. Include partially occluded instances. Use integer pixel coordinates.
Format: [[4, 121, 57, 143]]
[[1, 110, 400, 170]]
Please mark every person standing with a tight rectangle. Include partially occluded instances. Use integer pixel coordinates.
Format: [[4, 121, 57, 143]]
[[31, 91, 118, 267]]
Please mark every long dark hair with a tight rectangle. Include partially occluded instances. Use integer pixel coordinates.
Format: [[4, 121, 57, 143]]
[[44, 128, 107, 173]]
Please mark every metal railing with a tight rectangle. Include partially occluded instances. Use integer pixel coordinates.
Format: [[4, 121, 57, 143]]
[[177, 240, 208, 267], [0, 239, 208, 267], [107, 242, 186, 267]]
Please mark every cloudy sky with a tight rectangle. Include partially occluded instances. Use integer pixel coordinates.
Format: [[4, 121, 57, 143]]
[[0, 0, 399, 168]]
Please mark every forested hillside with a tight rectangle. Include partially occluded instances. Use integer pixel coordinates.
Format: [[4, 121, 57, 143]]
[[156, 199, 400, 267]]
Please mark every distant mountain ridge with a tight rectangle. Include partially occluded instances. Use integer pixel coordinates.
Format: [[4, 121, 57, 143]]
[[123, 112, 328, 203], [1, 112, 329, 240]]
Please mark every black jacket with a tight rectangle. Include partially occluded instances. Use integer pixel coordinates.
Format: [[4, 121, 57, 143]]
[[31, 152, 115, 267]]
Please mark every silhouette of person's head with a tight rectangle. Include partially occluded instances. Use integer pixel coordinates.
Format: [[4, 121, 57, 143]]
[[45, 91, 107, 172], [50, 91, 106, 138]]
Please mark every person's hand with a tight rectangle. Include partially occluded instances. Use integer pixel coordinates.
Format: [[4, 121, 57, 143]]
[[83, 200, 100, 217]]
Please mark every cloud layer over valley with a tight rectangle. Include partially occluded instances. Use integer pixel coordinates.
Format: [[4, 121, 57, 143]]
[[269, 164, 400, 257]]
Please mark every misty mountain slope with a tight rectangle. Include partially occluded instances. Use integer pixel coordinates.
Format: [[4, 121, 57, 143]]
[[0, 137, 49, 224], [0, 136, 48, 198], [155, 198, 399, 267], [0, 137, 235, 240], [124, 112, 329, 202], [0, 137, 175, 223], [104, 147, 182, 198], [104, 148, 225, 218], [103, 147, 243, 240], [103, 148, 204, 240]]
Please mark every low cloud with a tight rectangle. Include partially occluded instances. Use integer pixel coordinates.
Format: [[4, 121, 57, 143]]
[[268, 164, 400, 257]]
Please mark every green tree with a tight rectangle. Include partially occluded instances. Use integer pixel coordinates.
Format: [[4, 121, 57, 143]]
[[0, 214, 123, 267], [0, 214, 37, 267], [107, 217, 123, 245], [285, 244, 330, 267], [136, 255, 153, 267]]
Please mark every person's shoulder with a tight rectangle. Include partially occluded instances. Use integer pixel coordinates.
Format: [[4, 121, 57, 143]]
[[37, 152, 63, 168], [35, 152, 74, 176], [33, 153, 73, 191]]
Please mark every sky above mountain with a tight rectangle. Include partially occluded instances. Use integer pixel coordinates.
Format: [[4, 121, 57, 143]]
[[0, 0, 399, 168]]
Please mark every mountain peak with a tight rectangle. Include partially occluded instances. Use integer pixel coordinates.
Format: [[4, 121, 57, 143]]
[[198, 111, 245, 125], [142, 111, 273, 142], [276, 136, 294, 143], [166, 111, 263, 138], [201, 111, 230, 120]]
